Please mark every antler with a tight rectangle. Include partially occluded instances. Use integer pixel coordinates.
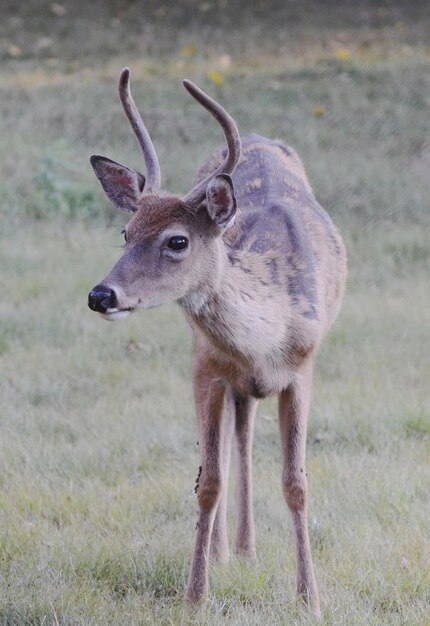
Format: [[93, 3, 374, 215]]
[[118, 68, 161, 193], [182, 80, 241, 207]]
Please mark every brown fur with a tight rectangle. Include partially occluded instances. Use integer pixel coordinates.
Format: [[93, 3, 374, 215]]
[[90, 121, 346, 616]]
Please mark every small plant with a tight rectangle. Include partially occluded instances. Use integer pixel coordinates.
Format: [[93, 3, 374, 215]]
[[26, 157, 101, 221], [402, 412, 430, 438]]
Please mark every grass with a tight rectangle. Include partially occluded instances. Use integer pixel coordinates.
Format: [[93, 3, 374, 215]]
[[0, 1, 430, 624]]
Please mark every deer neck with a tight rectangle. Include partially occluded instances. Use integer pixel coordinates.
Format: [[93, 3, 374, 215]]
[[179, 238, 230, 318], [179, 238, 266, 361]]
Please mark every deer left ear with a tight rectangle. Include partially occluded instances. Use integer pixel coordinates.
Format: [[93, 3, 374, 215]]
[[90, 155, 145, 213], [206, 174, 237, 230]]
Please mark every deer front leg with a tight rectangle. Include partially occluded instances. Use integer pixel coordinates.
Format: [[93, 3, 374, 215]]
[[210, 386, 234, 563], [186, 368, 227, 605], [234, 394, 257, 559], [278, 363, 321, 617]]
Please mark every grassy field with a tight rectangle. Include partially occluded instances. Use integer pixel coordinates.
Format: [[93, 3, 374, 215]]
[[1, 2, 429, 624]]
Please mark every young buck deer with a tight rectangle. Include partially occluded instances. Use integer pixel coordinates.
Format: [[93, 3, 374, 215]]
[[88, 68, 347, 616]]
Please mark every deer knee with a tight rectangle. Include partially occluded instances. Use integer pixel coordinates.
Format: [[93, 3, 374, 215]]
[[197, 475, 222, 512], [283, 474, 307, 512]]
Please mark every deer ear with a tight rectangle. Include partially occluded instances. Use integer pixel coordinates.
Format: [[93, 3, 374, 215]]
[[206, 174, 237, 229], [90, 155, 145, 213]]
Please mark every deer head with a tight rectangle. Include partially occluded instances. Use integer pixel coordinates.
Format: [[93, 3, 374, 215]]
[[88, 68, 241, 320]]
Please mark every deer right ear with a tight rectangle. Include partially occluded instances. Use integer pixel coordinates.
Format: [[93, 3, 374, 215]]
[[90, 155, 145, 213], [205, 173, 237, 230]]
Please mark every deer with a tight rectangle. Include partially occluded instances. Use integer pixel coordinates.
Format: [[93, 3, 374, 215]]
[[87, 68, 347, 617]]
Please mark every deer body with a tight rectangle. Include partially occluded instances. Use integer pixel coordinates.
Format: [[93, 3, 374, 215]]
[[88, 71, 346, 617], [182, 133, 345, 399]]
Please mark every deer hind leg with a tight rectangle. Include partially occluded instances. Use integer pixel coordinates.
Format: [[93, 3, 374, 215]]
[[186, 368, 228, 605], [278, 363, 321, 617], [209, 386, 235, 563], [234, 394, 257, 559]]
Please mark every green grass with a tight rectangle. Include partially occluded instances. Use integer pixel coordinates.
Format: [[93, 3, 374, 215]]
[[1, 2, 430, 624]]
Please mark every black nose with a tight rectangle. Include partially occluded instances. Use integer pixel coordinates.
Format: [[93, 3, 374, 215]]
[[88, 285, 117, 313]]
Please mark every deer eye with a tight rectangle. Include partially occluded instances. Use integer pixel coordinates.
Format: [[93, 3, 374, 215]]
[[121, 229, 127, 242], [168, 236, 188, 251]]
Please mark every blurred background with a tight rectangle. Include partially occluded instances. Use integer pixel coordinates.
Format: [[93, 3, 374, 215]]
[[0, 2, 429, 624]]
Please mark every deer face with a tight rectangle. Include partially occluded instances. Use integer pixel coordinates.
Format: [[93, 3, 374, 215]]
[[88, 188, 236, 319], [88, 69, 240, 320]]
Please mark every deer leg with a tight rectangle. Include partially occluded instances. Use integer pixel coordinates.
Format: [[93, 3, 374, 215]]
[[278, 364, 321, 617], [186, 369, 227, 605], [234, 394, 257, 559], [210, 386, 234, 563]]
